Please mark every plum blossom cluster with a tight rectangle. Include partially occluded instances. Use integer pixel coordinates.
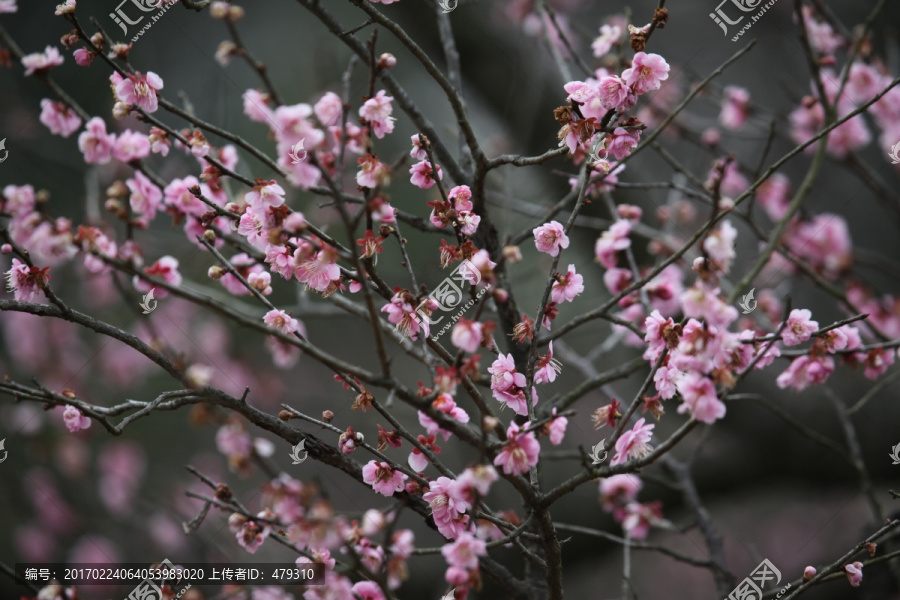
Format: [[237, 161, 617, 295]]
[[4, 1, 900, 599]]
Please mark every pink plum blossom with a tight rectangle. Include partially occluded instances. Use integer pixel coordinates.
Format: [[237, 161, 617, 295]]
[[245, 180, 286, 210], [719, 86, 750, 130], [781, 309, 819, 346], [0, 0, 17, 13], [39, 99, 82, 137], [351, 581, 385, 600], [127, 171, 163, 222], [423, 476, 471, 539], [611, 418, 654, 465], [115, 71, 164, 113], [231, 512, 271, 553], [441, 532, 486, 570], [409, 160, 442, 189], [22, 46, 64, 76], [359, 90, 395, 138], [2, 184, 36, 217], [362, 460, 407, 496], [606, 127, 640, 160], [314, 91, 343, 126], [5, 259, 50, 303], [702, 220, 737, 274], [294, 246, 340, 293], [595, 219, 631, 269], [263, 309, 300, 335], [622, 52, 670, 94], [533, 221, 569, 257], [844, 561, 863, 587], [534, 342, 562, 384], [410, 134, 428, 160], [73, 47, 94, 66], [547, 407, 568, 445], [598, 75, 637, 110], [451, 318, 483, 354], [112, 130, 151, 163], [458, 465, 497, 497], [756, 173, 791, 221], [77, 117, 115, 164], [592, 23, 622, 58], [62, 405, 91, 432], [357, 154, 390, 188], [551, 264, 584, 303], [488, 353, 533, 415], [776, 355, 834, 391], [600, 474, 642, 513], [676, 372, 726, 424], [382, 288, 430, 340], [243, 89, 273, 123], [493, 422, 540, 476], [134, 256, 181, 296]]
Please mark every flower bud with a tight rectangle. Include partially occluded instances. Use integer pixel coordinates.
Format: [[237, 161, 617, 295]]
[[208, 266, 225, 280], [112, 101, 131, 119], [378, 53, 397, 69], [202, 229, 217, 243], [278, 410, 293, 422], [803, 566, 816, 581], [209, 1, 229, 18], [502, 245, 522, 263], [215, 483, 232, 501], [322, 410, 334, 423]]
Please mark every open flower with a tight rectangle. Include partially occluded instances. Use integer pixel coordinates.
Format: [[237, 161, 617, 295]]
[[622, 52, 670, 94], [844, 561, 863, 587], [533, 221, 569, 257], [114, 71, 164, 113], [362, 460, 407, 496], [551, 264, 584, 303], [493, 422, 540, 476], [441, 532, 486, 570], [263, 309, 300, 335], [610, 418, 654, 465], [62, 405, 91, 432], [22, 46, 64, 76], [781, 308, 819, 346]]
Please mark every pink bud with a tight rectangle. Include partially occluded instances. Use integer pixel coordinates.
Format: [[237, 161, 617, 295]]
[[803, 566, 816, 581], [378, 53, 397, 69], [1, 244, 12, 255]]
